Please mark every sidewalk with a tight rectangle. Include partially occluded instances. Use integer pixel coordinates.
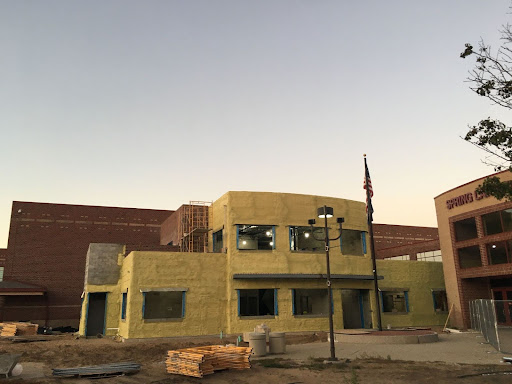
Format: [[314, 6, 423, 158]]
[[256, 332, 508, 365]]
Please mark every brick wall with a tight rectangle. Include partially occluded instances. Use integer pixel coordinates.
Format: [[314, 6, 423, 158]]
[[373, 224, 439, 251], [0, 248, 6, 268], [373, 224, 440, 260], [2, 201, 175, 326]]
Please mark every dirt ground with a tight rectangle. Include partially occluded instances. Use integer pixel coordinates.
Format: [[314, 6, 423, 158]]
[[2, 332, 512, 383]]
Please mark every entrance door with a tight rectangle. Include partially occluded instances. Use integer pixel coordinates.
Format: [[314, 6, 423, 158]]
[[86, 293, 107, 337], [493, 288, 512, 326], [341, 289, 372, 329]]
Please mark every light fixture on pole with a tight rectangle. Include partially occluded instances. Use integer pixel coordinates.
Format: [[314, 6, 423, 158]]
[[309, 205, 344, 361]]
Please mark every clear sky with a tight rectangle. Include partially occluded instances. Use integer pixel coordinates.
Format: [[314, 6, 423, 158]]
[[0, 1, 510, 248]]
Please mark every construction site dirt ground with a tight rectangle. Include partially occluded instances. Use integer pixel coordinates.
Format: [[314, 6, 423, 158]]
[[3, 331, 512, 383]]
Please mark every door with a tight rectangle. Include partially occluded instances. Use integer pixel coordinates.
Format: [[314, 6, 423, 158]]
[[493, 288, 512, 326], [86, 293, 107, 337], [341, 289, 372, 329]]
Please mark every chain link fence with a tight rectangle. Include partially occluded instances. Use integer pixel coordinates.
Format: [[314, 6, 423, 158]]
[[470, 299, 512, 353]]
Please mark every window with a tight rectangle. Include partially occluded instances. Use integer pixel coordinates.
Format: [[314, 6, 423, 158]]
[[483, 211, 502, 235], [458, 245, 482, 268], [384, 255, 410, 261], [341, 230, 364, 256], [142, 290, 185, 320], [121, 292, 127, 320], [381, 290, 409, 313], [417, 250, 442, 262], [454, 218, 478, 241], [292, 289, 329, 316], [432, 290, 448, 313], [237, 225, 275, 250], [238, 289, 276, 317], [482, 208, 512, 236], [213, 229, 223, 253], [289, 226, 324, 251], [0, 267, 3, 282], [487, 241, 512, 265]]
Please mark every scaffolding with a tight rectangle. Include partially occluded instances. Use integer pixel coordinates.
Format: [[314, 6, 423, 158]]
[[178, 201, 212, 253]]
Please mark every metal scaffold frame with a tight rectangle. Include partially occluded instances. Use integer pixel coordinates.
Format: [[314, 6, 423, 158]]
[[179, 201, 212, 253]]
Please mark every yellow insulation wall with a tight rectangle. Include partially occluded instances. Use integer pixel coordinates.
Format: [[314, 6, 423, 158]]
[[80, 191, 447, 338]]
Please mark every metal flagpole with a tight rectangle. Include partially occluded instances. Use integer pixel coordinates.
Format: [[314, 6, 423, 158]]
[[364, 154, 382, 331]]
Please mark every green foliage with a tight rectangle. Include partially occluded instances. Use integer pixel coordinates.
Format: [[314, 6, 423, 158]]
[[461, 23, 512, 200]]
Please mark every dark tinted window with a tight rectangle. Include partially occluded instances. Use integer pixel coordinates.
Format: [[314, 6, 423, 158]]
[[483, 211, 503, 235], [454, 218, 478, 241], [458, 246, 482, 268], [488, 242, 509, 265]]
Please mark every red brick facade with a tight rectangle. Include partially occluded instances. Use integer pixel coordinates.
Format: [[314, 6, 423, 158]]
[[2, 201, 175, 327], [373, 224, 440, 260]]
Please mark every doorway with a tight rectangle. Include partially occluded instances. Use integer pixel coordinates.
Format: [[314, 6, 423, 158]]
[[86, 292, 107, 337], [341, 289, 372, 329], [492, 288, 512, 326]]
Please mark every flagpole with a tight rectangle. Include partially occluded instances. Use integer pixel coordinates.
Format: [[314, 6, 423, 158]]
[[364, 154, 382, 331]]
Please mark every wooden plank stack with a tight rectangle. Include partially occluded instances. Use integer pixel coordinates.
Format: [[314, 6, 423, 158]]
[[0, 322, 38, 337], [166, 345, 252, 378]]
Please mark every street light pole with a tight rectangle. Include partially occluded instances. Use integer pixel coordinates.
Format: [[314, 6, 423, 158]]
[[310, 206, 344, 362], [322, 206, 336, 361]]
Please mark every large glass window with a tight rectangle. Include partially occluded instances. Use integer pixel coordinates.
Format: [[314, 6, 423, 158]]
[[292, 289, 329, 316], [341, 230, 364, 256], [143, 291, 185, 320], [432, 290, 448, 313], [483, 211, 503, 235], [488, 242, 509, 265], [237, 225, 274, 250], [213, 229, 223, 253], [417, 250, 442, 262], [502, 209, 512, 232], [238, 289, 276, 317], [381, 291, 409, 313], [454, 218, 478, 241], [289, 226, 324, 251], [458, 246, 482, 268]]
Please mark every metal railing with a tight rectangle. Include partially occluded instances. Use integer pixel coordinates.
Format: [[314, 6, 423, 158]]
[[470, 299, 512, 353]]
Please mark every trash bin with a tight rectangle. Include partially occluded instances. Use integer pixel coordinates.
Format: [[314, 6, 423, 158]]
[[269, 332, 286, 354], [248, 332, 267, 356]]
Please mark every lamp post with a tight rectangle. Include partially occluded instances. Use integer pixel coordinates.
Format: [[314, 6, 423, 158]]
[[309, 205, 344, 361]]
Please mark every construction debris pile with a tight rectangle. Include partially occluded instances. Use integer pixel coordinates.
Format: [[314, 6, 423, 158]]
[[52, 362, 141, 379], [166, 345, 252, 378], [0, 322, 38, 337]]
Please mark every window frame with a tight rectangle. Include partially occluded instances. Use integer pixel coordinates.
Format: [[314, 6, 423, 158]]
[[141, 288, 187, 322], [379, 289, 409, 314], [236, 225, 276, 251], [431, 289, 448, 313], [289, 226, 325, 252], [291, 288, 332, 317], [237, 288, 278, 318], [121, 291, 127, 320], [212, 228, 224, 253]]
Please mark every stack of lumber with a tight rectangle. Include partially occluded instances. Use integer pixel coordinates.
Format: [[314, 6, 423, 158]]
[[166, 345, 252, 378], [0, 322, 38, 337]]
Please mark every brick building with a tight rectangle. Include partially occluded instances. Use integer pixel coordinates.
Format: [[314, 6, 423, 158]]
[[373, 224, 440, 261], [434, 170, 512, 329], [0, 198, 446, 330], [0, 201, 175, 327]]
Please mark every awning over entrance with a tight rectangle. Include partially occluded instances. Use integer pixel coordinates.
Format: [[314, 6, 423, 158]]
[[0, 280, 46, 296], [233, 273, 384, 280]]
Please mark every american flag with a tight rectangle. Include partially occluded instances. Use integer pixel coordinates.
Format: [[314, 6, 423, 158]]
[[363, 158, 374, 222]]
